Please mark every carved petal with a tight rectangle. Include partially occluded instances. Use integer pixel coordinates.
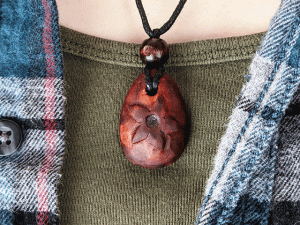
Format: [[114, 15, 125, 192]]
[[132, 125, 149, 144], [128, 104, 151, 123], [162, 116, 179, 135], [148, 129, 165, 150]]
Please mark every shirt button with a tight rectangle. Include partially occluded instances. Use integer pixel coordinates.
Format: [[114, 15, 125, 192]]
[[0, 119, 23, 156]]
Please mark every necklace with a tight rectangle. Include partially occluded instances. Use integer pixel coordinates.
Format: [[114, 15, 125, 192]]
[[119, 0, 188, 169]]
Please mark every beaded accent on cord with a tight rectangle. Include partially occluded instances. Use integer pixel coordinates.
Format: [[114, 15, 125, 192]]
[[136, 0, 187, 95]]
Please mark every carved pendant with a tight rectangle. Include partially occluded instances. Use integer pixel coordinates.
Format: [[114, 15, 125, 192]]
[[119, 70, 187, 169]]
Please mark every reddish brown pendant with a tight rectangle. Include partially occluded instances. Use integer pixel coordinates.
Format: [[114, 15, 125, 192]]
[[119, 70, 187, 169]]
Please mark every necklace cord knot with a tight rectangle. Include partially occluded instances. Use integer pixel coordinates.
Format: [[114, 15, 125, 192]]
[[152, 29, 161, 39], [144, 66, 165, 96], [136, 0, 187, 95], [135, 0, 187, 38]]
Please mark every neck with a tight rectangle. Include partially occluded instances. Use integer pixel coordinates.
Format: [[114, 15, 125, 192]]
[[56, 0, 280, 43]]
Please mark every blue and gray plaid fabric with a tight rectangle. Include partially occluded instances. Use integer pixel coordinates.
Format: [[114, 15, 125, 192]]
[[0, 0, 64, 224], [196, 0, 300, 224], [1, 0, 300, 224]]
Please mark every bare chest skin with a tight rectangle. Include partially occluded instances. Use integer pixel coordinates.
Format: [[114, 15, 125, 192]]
[[56, 0, 281, 43]]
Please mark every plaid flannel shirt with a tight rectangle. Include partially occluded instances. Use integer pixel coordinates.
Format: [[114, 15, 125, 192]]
[[0, 0, 300, 224]]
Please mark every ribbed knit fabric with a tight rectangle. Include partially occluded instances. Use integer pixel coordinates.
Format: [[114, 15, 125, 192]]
[[0, 0, 64, 224], [58, 26, 265, 224]]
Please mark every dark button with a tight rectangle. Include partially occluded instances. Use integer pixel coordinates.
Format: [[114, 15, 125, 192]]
[[0, 119, 23, 156]]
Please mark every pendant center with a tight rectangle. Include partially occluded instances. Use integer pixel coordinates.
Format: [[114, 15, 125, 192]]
[[146, 115, 159, 128]]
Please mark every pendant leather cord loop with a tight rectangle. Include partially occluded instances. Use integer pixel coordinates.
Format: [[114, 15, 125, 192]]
[[144, 66, 165, 96], [120, 1, 188, 169], [136, 0, 186, 95], [135, 0, 187, 38]]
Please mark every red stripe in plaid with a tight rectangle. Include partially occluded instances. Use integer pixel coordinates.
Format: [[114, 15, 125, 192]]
[[37, 0, 58, 224]]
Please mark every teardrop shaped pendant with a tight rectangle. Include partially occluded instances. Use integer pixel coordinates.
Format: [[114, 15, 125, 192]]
[[119, 0, 189, 169], [119, 67, 188, 169]]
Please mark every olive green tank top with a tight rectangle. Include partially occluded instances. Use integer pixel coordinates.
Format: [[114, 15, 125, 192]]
[[58, 26, 266, 224]]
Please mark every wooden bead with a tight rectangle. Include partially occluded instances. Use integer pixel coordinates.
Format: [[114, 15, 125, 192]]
[[119, 71, 187, 169], [140, 38, 169, 67]]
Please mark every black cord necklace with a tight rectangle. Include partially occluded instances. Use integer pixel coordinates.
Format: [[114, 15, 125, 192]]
[[136, 0, 187, 38], [119, 0, 188, 169], [137, 0, 187, 96]]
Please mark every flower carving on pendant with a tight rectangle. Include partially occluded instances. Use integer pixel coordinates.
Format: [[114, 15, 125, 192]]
[[128, 100, 179, 151], [119, 72, 187, 169]]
